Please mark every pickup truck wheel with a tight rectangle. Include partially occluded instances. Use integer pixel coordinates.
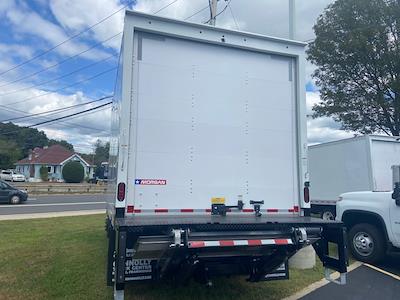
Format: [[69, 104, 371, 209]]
[[321, 209, 335, 221], [10, 195, 21, 204], [348, 223, 385, 263]]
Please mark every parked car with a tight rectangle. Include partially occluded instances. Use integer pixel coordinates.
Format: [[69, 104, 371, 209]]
[[0, 180, 28, 204], [0, 170, 26, 182]]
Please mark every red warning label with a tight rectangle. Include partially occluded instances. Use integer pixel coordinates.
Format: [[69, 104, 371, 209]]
[[135, 179, 167, 185]]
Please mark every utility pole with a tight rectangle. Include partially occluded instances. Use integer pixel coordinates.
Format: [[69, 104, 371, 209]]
[[289, 0, 296, 39], [209, 0, 218, 26]]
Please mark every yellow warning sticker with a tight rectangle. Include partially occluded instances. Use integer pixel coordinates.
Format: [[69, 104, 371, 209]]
[[211, 197, 225, 204]]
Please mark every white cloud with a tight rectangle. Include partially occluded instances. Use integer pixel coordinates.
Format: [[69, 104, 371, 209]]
[[3, 4, 111, 61], [49, 0, 125, 50], [0, 43, 34, 60]]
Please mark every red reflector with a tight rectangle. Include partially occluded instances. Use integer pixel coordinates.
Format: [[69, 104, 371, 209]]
[[127, 206, 134, 213], [304, 186, 310, 203], [293, 206, 299, 212], [117, 182, 125, 201]]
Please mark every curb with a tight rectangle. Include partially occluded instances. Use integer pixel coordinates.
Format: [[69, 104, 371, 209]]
[[0, 210, 105, 221]]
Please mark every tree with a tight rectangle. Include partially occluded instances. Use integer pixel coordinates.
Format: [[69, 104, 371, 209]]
[[39, 166, 49, 181], [62, 161, 84, 183], [0, 138, 22, 169], [93, 139, 110, 167], [307, 0, 400, 135], [0, 123, 48, 157], [48, 139, 74, 152], [0, 122, 75, 167]]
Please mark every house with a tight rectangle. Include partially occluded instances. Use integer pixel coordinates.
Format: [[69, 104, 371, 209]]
[[15, 145, 95, 182]]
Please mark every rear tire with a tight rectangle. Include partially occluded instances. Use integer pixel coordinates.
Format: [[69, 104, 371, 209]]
[[10, 195, 21, 204], [348, 223, 385, 263]]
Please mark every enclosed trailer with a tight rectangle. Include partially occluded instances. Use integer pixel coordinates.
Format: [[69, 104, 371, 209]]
[[309, 135, 400, 219], [106, 11, 347, 299]]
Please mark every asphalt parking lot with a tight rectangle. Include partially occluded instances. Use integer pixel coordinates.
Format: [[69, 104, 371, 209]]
[[300, 255, 400, 300]]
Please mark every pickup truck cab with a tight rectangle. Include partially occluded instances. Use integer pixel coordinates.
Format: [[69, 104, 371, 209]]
[[0, 170, 26, 182], [336, 191, 400, 263]]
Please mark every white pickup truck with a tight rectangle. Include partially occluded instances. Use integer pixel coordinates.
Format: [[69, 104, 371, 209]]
[[336, 188, 400, 263]]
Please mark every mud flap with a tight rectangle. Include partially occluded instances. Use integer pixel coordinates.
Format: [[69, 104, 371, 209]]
[[312, 225, 348, 284]]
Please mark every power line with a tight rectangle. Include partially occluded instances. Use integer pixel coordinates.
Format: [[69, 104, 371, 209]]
[[184, 5, 210, 20], [0, 3, 131, 77], [0, 106, 110, 136], [0, 99, 111, 132], [3, 67, 117, 107], [30, 102, 111, 127], [153, 0, 179, 14], [228, 1, 240, 30], [0, 0, 179, 87], [205, 0, 232, 24], [0, 32, 122, 89], [0, 95, 112, 122], [0, 102, 112, 136], [0, 55, 115, 97]]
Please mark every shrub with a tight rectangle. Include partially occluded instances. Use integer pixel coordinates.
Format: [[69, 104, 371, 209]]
[[62, 161, 84, 183], [39, 166, 48, 181]]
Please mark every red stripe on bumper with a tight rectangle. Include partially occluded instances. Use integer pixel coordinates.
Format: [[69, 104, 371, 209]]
[[220, 240, 235, 246], [189, 241, 205, 248], [247, 239, 262, 246], [274, 239, 289, 245]]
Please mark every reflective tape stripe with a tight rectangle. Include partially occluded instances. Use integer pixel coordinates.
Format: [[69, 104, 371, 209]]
[[188, 238, 292, 248], [126, 206, 300, 214]]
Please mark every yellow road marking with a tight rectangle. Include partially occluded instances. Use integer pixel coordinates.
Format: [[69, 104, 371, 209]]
[[364, 263, 400, 281]]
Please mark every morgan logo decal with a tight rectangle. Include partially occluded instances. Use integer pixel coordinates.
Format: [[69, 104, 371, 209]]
[[135, 179, 167, 185]]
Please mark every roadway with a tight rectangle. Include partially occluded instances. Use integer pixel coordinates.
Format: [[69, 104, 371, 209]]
[[0, 194, 106, 215]]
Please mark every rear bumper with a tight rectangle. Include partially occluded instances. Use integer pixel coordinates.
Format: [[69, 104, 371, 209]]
[[107, 215, 348, 285]]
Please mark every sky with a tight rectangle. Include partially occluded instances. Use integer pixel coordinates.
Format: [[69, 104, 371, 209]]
[[0, 0, 355, 154]]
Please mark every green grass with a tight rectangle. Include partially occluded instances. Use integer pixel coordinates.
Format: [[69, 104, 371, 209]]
[[0, 215, 326, 300]]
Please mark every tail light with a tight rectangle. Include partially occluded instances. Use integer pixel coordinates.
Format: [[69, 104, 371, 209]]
[[117, 182, 126, 201], [304, 182, 310, 203]]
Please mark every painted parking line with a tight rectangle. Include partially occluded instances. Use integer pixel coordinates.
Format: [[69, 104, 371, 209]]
[[1, 201, 105, 208], [364, 263, 400, 281]]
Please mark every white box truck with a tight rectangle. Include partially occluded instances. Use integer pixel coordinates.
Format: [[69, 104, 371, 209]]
[[309, 135, 400, 220], [106, 11, 347, 299]]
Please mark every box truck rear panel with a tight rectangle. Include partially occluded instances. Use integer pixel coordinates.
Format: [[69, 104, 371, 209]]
[[370, 138, 400, 191], [128, 32, 299, 213], [309, 137, 372, 204]]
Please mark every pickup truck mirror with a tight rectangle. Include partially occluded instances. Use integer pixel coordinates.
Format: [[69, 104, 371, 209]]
[[392, 182, 400, 206]]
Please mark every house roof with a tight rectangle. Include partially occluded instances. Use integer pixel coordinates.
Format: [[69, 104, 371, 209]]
[[15, 145, 91, 166]]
